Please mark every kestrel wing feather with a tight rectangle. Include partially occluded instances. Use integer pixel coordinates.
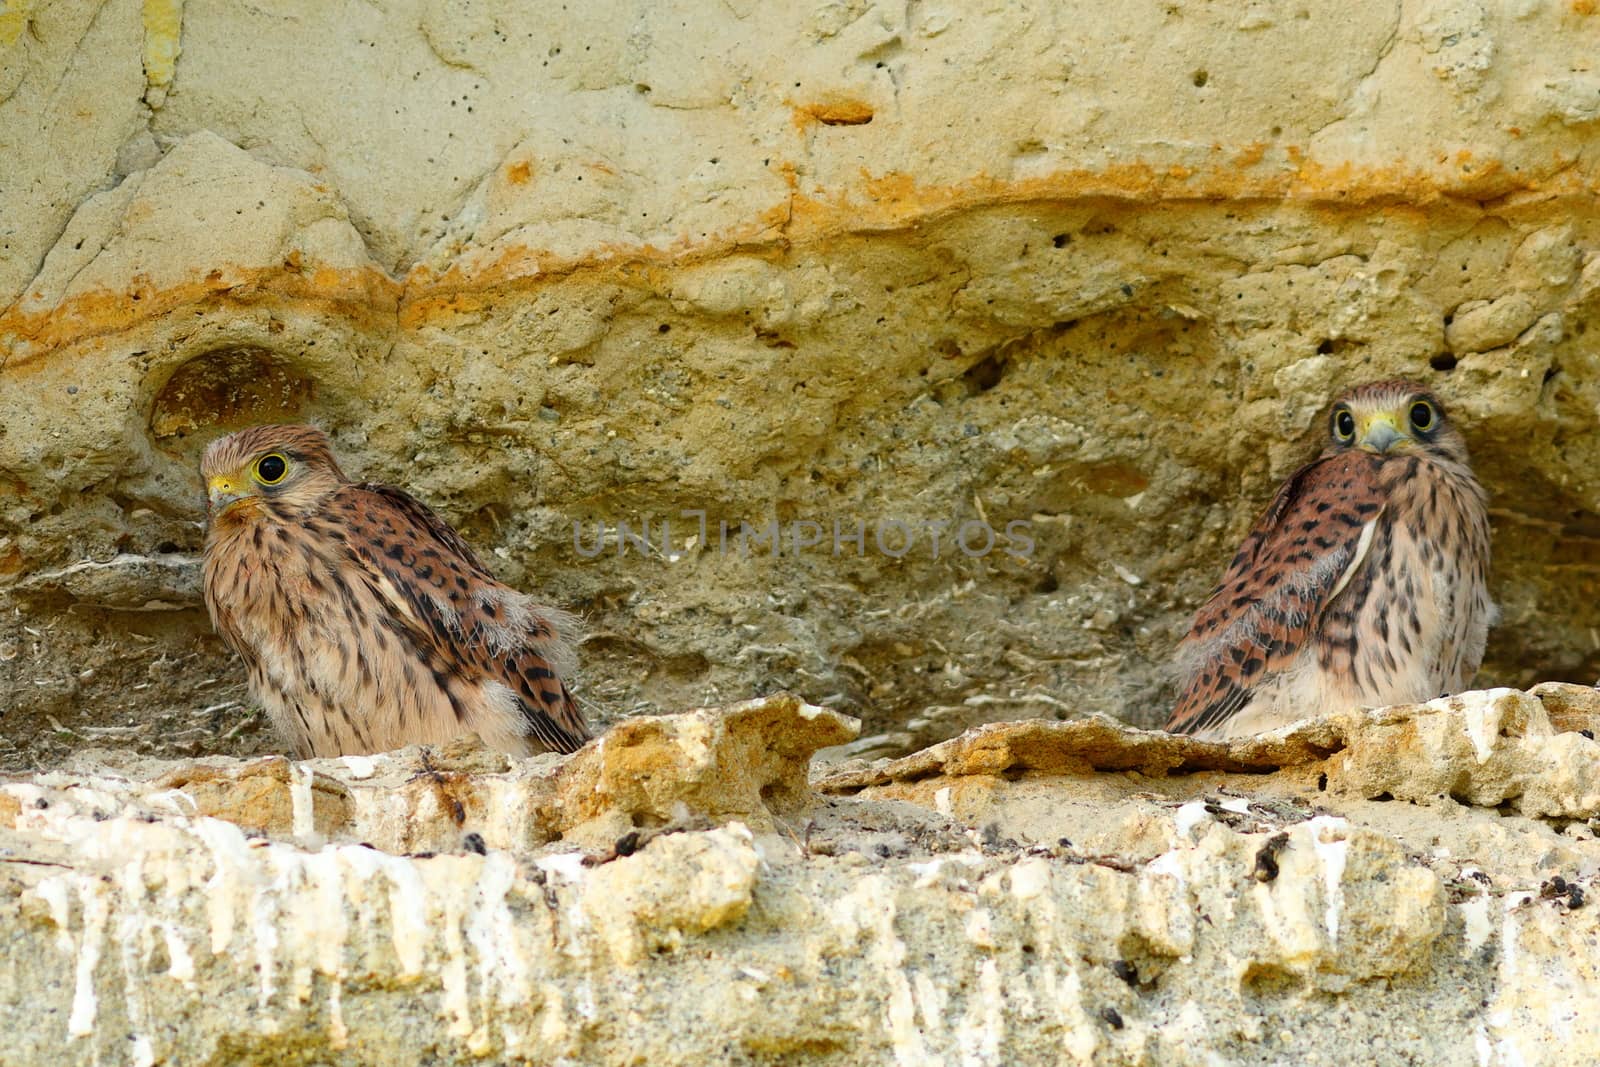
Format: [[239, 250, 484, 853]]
[[335, 483, 591, 753], [1182, 458, 1316, 642], [1166, 453, 1387, 736]]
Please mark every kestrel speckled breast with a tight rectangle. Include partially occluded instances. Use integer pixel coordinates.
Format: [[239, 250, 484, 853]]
[[201, 424, 590, 759], [1165, 380, 1495, 741]]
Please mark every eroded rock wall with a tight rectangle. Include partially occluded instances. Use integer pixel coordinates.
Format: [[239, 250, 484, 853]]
[[3, 691, 1600, 1065], [3, 2, 1600, 767]]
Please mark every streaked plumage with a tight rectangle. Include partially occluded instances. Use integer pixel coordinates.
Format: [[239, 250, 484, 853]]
[[201, 424, 589, 758], [1166, 380, 1495, 740]]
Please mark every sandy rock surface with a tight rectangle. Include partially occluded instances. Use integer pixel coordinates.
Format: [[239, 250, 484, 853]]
[[0, 690, 1598, 1064], [3, 1, 1600, 767], [5, 6, 1600, 1059]]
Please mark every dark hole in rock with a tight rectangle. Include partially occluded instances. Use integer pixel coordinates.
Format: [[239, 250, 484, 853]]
[[150, 347, 316, 444], [963, 354, 1006, 394]]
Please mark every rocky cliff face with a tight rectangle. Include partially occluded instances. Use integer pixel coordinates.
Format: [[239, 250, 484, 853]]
[[4, 6, 1600, 1060], [3, 689, 1600, 1065], [3, 0, 1599, 767]]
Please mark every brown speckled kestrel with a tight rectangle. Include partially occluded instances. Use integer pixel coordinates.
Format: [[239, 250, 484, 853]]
[[1166, 380, 1495, 740], [201, 424, 590, 759]]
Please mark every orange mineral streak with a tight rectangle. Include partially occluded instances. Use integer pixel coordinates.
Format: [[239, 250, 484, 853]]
[[0, 265, 401, 370], [2, 154, 1595, 368], [1232, 142, 1268, 168], [791, 99, 876, 130]]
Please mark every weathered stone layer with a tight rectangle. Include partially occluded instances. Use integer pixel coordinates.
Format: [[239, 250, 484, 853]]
[[2, 692, 1599, 1065], [3, 1, 1599, 768]]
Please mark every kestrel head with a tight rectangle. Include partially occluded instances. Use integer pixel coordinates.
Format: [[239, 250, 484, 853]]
[[1321, 379, 1469, 467], [201, 424, 349, 523]]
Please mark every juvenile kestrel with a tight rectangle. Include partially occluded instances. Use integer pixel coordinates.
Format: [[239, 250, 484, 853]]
[[1165, 380, 1494, 740], [201, 424, 590, 759]]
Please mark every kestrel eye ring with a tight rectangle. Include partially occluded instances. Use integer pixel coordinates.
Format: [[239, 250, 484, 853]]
[[1409, 401, 1436, 432], [254, 453, 289, 485], [1334, 409, 1356, 440]]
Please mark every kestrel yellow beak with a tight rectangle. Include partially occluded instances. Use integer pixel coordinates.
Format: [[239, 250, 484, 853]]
[[207, 475, 250, 515], [1356, 412, 1407, 455]]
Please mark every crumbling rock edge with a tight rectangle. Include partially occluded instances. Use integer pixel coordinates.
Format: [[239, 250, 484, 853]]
[[820, 683, 1600, 816], [2, 687, 1599, 1065]]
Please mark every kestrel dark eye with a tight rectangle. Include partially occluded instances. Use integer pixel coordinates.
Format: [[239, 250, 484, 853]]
[[254, 453, 288, 485], [1334, 410, 1356, 441], [1409, 401, 1436, 432]]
